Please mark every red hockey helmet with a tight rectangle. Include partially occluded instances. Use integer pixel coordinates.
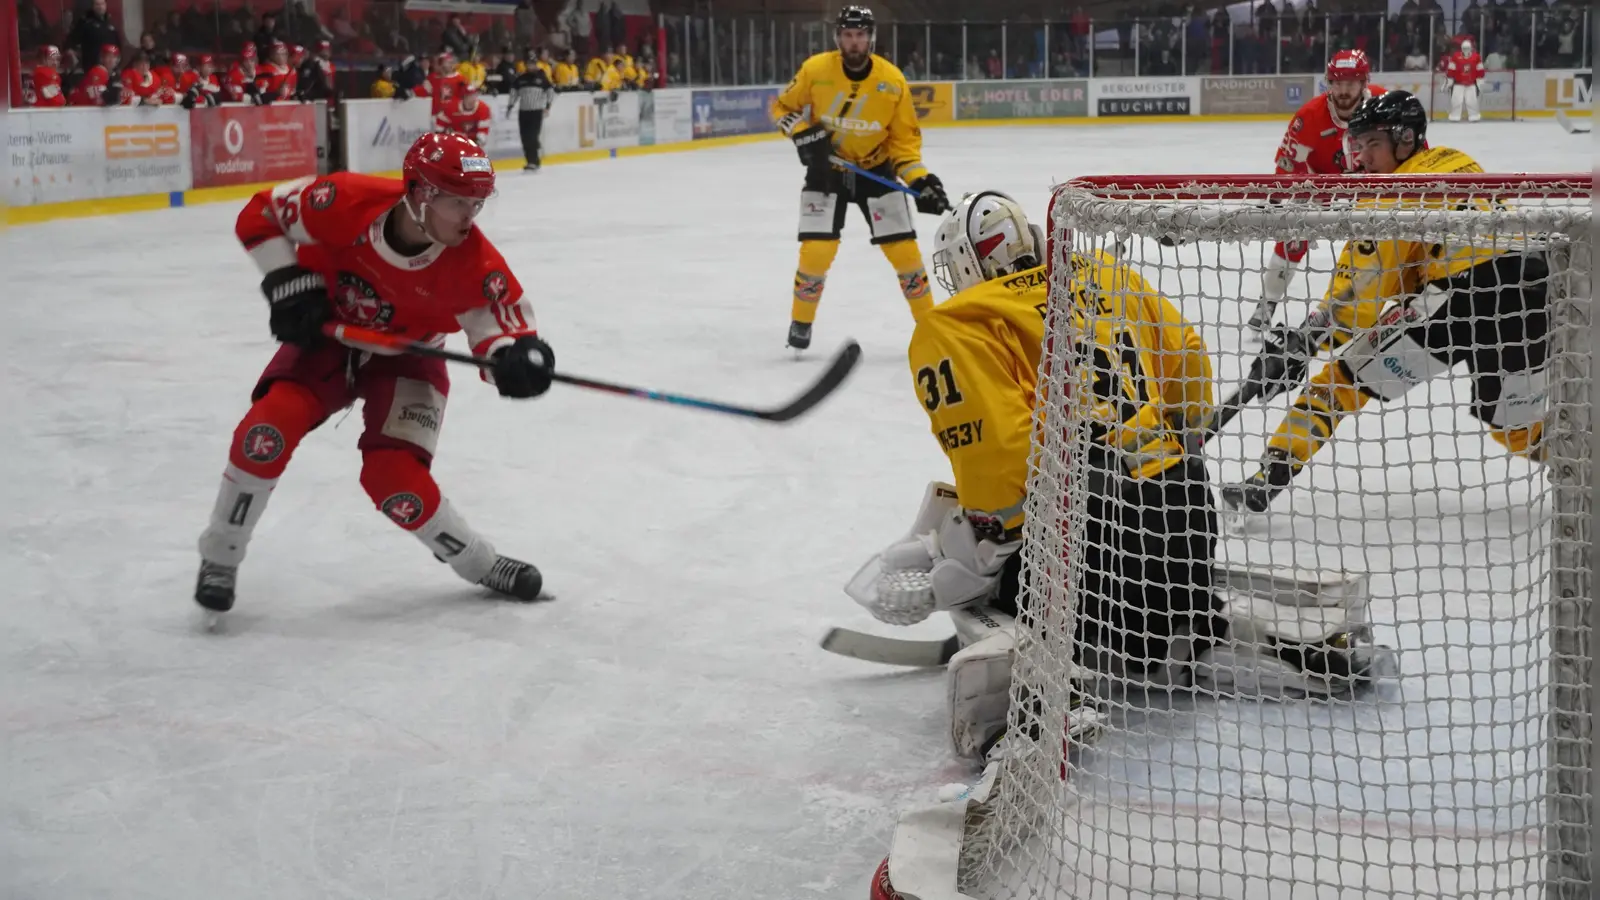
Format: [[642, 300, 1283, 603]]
[[240, 42, 257, 59], [316, 39, 332, 54], [40, 44, 61, 64], [172, 52, 189, 68], [100, 43, 120, 61], [291, 44, 306, 62], [199, 53, 215, 67], [404, 132, 496, 202], [1326, 49, 1370, 82]]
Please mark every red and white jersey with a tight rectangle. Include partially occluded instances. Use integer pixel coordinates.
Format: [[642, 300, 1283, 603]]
[[121, 68, 164, 105], [70, 64, 114, 106], [225, 63, 257, 101], [1443, 50, 1485, 86], [235, 173, 538, 361], [429, 71, 464, 116], [29, 66, 65, 106], [180, 70, 222, 102], [434, 98, 492, 147], [1274, 84, 1389, 175], [255, 62, 293, 101]]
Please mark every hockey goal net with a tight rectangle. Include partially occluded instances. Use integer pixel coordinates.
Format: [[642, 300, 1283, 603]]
[[930, 174, 1593, 900]]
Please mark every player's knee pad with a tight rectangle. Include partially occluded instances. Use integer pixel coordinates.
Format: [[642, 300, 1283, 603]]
[[1337, 294, 1452, 402], [866, 192, 916, 244], [359, 448, 442, 532], [797, 238, 840, 276], [228, 381, 324, 479]]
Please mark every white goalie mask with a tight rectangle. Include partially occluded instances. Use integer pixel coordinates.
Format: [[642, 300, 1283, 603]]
[[931, 191, 1046, 295]]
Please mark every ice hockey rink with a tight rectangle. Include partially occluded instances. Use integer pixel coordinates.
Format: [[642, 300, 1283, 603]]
[[2, 119, 1590, 900]]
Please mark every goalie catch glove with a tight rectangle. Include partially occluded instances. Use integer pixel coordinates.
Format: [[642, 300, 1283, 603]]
[[909, 173, 951, 214], [845, 482, 1019, 627], [260, 265, 330, 347]]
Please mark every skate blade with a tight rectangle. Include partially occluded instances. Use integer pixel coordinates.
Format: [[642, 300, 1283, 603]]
[[198, 609, 226, 633]]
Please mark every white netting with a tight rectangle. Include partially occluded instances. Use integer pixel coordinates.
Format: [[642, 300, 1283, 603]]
[[952, 174, 1593, 900]]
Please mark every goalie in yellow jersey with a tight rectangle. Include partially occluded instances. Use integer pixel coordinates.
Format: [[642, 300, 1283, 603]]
[[1223, 90, 1551, 514], [843, 192, 1395, 773], [771, 6, 951, 352]]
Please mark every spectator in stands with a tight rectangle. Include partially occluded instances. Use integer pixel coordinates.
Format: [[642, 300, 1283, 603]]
[[443, 13, 474, 60], [70, 0, 121, 75], [253, 12, 280, 62], [1404, 42, 1429, 69]]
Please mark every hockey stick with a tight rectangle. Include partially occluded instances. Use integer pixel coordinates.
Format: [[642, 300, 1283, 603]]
[[323, 323, 863, 423], [1556, 109, 1592, 134], [821, 628, 959, 667], [827, 155, 919, 197]]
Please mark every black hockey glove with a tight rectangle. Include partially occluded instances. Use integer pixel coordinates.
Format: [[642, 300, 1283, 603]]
[[490, 335, 556, 399], [1246, 323, 1318, 403], [909, 174, 952, 215], [260, 266, 331, 347], [790, 124, 832, 170]]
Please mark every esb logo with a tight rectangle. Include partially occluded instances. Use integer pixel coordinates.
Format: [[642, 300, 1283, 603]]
[[105, 124, 180, 159]]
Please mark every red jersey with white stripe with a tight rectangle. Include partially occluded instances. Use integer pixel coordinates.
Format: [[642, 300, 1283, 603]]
[[30, 66, 65, 106], [235, 173, 537, 359], [70, 65, 113, 106], [1444, 50, 1485, 86], [1275, 85, 1388, 175], [434, 97, 492, 147]]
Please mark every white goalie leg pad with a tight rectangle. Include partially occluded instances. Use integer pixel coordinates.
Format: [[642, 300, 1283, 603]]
[[797, 190, 838, 235], [1465, 82, 1482, 121], [412, 499, 497, 584], [197, 464, 278, 566], [1338, 292, 1453, 402], [947, 620, 1016, 761], [866, 190, 915, 241], [1487, 367, 1550, 429], [1450, 84, 1467, 120]]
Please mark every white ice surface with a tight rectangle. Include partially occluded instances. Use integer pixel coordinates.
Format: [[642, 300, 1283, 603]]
[[1, 120, 1589, 900]]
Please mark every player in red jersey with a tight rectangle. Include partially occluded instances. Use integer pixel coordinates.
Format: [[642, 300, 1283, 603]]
[[70, 44, 121, 106], [435, 83, 492, 147], [429, 50, 464, 117], [227, 45, 265, 103], [180, 53, 223, 107], [1443, 38, 1486, 122], [255, 40, 294, 102], [195, 132, 555, 618], [29, 45, 66, 107], [1248, 49, 1387, 332], [120, 51, 165, 105]]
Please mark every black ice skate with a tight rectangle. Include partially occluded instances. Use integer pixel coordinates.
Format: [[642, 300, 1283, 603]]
[[1245, 299, 1279, 335], [1221, 449, 1299, 513], [1269, 629, 1397, 695], [786, 320, 812, 351], [478, 555, 545, 602], [194, 560, 238, 612]]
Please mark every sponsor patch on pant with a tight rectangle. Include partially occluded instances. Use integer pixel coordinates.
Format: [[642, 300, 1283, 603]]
[[241, 424, 285, 463], [381, 492, 426, 526]]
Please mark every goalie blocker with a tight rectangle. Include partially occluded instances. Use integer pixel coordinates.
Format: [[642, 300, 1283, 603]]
[[842, 193, 1396, 774]]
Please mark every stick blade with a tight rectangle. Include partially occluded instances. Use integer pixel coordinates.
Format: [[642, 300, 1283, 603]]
[[760, 339, 862, 423], [820, 627, 958, 667]]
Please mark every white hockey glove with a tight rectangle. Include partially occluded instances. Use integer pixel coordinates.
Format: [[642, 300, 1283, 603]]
[[845, 482, 1020, 627]]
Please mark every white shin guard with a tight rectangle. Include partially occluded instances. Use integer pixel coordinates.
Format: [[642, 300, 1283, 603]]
[[197, 464, 278, 566], [412, 499, 496, 584]]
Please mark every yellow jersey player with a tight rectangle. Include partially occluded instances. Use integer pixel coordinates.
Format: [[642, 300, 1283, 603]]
[[1223, 90, 1549, 513], [770, 5, 951, 351], [843, 193, 1392, 789]]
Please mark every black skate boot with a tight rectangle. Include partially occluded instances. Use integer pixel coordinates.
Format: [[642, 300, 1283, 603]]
[[786, 320, 812, 351], [478, 555, 545, 602], [1245, 299, 1278, 335], [1221, 449, 1299, 513], [195, 560, 238, 612]]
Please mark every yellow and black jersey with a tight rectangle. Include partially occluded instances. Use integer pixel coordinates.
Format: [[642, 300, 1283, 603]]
[[584, 57, 608, 84], [553, 61, 580, 87], [907, 255, 1213, 532], [770, 51, 927, 184], [1319, 145, 1500, 346]]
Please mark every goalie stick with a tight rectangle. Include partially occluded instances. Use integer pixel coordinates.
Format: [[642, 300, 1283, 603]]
[[324, 323, 861, 423], [1556, 109, 1592, 134]]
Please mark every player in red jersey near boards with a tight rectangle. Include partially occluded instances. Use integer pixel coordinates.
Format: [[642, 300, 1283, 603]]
[[195, 132, 556, 619]]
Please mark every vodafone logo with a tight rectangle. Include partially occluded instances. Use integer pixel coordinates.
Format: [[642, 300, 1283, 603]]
[[224, 120, 246, 155]]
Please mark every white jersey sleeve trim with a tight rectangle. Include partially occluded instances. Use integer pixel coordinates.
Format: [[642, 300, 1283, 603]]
[[248, 235, 298, 275]]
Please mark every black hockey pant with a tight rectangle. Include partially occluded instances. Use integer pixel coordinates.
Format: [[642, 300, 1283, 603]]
[[518, 109, 544, 166]]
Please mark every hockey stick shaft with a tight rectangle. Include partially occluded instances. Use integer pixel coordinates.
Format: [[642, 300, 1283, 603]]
[[323, 323, 862, 423], [1199, 378, 1265, 445], [828, 155, 919, 197]]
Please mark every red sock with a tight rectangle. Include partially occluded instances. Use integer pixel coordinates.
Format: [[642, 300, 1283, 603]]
[[227, 382, 324, 479], [359, 448, 442, 532]]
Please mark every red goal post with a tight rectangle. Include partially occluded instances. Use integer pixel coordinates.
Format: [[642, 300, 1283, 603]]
[[878, 172, 1594, 900]]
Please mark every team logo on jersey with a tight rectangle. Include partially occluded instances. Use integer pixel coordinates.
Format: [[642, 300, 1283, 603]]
[[1291, 116, 1304, 133], [241, 424, 284, 463], [308, 180, 337, 210], [380, 492, 426, 526], [482, 271, 509, 303], [334, 272, 395, 327]]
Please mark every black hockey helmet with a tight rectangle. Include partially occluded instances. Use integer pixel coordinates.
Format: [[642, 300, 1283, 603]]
[[1346, 90, 1428, 154], [837, 5, 875, 33]]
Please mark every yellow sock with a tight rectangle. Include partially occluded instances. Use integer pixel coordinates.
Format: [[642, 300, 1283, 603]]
[[792, 239, 840, 325], [1266, 361, 1371, 466], [881, 239, 933, 320]]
